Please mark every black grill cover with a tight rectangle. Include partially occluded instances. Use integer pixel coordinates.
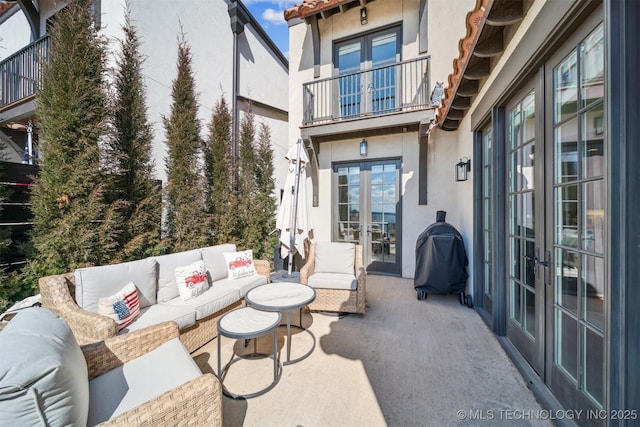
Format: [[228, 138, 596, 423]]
[[414, 211, 468, 294]]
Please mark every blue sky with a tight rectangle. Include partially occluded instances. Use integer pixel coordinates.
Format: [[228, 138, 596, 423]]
[[244, 0, 298, 58]]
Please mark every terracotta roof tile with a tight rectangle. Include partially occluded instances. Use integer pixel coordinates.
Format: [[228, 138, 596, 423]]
[[284, 0, 354, 21], [0, 1, 17, 16], [436, 0, 490, 129]]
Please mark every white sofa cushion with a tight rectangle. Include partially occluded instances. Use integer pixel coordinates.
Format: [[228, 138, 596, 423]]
[[87, 337, 201, 426], [154, 249, 202, 302], [0, 308, 89, 427], [122, 304, 196, 333], [314, 242, 355, 274], [162, 284, 241, 320], [308, 272, 358, 290], [75, 257, 158, 311], [201, 243, 236, 282], [215, 274, 268, 297]]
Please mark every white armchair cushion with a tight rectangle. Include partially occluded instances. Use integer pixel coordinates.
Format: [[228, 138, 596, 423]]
[[308, 272, 358, 290], [314, 242, 355, 274], [0, 308, 89, 427], [87, 337, 201, 426]]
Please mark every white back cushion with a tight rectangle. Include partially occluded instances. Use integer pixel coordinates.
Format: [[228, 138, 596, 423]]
[[0, 308, 89, 427], [154, 249, 202, 302], [314, 242, 355, 274], [201, 244, 236, 282], [75, 257, 158, 312]]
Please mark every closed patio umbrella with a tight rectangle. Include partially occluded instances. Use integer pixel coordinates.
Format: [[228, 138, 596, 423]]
[[276, 138, 313, 275]]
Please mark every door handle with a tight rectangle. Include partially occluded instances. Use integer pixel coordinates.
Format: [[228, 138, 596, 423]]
[[544, 250, 551, 286]]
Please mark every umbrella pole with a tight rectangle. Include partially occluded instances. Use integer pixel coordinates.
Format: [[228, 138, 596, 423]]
[[287, 139, 302, 276]]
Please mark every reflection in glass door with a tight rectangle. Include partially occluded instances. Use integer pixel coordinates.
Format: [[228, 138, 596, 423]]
[[482, 127, 493, 315], [507, 89, 543, 374], [334, 160, 401, 275], [550, 23, 605, 411]]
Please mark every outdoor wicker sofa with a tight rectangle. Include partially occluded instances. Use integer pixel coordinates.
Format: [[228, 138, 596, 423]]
[[0, 308, 222, 426], [40, 244, 271, 353], [300, 242, 366, 314]]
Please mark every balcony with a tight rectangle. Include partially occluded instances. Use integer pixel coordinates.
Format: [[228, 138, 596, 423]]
[[0, 35, 50, 113], [302, 56, 432, 130]]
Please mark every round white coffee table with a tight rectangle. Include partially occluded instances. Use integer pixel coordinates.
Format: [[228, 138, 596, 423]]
[[217, 307, 282, 399], [246, 282, 316, 365]]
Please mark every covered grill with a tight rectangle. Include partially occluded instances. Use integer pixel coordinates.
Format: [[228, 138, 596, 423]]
[[414, 211, 472, 306]]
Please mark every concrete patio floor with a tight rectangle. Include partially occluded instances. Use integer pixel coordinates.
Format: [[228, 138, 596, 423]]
[[193, 275, 553, 426]]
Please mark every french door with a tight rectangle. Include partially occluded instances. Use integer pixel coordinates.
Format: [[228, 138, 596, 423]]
[[503, 18, 605, 414], [333, 159, 401, 275], [547, 21, 605, 413], [335, 27, 400, 118], [507, 83, 545, 375]]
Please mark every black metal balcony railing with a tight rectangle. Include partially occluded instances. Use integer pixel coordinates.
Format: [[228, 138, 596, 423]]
[[302, 56, 431, 126], [0, 35, 51, 109]]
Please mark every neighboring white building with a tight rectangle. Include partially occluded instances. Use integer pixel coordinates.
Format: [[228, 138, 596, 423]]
[[285, 0, 473, 278], [0, 0, 289, 190]]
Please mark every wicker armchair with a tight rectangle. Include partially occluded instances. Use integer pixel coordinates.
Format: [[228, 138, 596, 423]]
[[300, 242, 366, 314], [84, 321, 223, 426]]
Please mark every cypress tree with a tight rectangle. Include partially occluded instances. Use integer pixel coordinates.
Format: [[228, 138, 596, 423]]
[[253, 122, 278, 261], [236, 110, 277, 259], [29, 0, 121, 277], [108, 9, 161, 260], [163, 33, 208, 252], [203, 95, 237, 245], [236, 109, 258, 250]]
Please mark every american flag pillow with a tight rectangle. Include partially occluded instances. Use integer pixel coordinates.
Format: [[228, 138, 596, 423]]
[[98, 282, 141, 330]]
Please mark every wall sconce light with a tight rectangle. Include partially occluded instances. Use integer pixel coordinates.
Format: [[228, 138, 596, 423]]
[[456, 157, 471, 182], [360, 7, 367, 25], [360, 139, 368, 156]]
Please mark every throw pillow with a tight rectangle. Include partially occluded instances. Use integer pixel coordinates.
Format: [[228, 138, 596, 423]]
[[223, 250, 257, 279], [174, 260, 209, 301], [98, 282, 141, 330]]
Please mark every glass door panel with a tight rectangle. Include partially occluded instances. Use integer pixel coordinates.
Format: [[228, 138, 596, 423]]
[[336, 165, 361, 243], [482, 127, 493, 314], [370, 31, 398, 114], [370, 163, 397, 265], [550, 22, 605, 412], [507, 89, 542, 373], [334, 159, 401, 275], [337, 41, 363, 118]]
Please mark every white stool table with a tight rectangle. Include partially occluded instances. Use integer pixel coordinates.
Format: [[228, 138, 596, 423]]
[[246, 282, 316, 365], [217, 307, 282, 399]]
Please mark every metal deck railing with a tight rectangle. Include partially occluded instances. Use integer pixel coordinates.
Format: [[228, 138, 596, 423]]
[[302, 56, 431, 126], [0, 35, 50, 110]]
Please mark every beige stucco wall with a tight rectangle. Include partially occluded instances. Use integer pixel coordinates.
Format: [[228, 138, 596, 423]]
[[0, 6, 31, 60], [288, 0, 474, 279]]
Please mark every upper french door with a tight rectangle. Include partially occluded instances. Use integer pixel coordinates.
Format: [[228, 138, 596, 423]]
[[335, 27, 401, 118], [333, 159, 402, 275]]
